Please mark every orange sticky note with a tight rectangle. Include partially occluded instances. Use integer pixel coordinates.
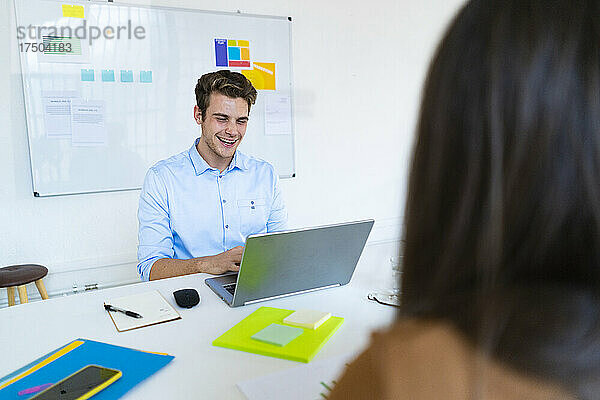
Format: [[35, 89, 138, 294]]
[[241, 48, 250, 61]]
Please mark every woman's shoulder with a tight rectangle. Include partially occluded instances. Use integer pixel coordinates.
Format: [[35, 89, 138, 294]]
[[328, 319, 572, 400]]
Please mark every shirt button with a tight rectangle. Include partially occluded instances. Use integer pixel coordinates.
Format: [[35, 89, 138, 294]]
[[218, 175, 223, 179], [222, 199, 226, 203], [251, 201, 254, 205], [251, 206, 255, 209], [225, 225, 229, 229]]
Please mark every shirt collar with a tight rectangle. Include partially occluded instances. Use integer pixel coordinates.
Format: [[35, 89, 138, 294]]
[[189, 137, 248, 176], [230, 150, 249, 172]]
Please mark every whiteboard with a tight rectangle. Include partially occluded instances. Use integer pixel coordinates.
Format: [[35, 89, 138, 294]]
[[14, 0, 296, 197]]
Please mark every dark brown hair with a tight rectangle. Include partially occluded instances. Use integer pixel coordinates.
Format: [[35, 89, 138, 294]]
[[401, 0, 600, 396], [195, 70, 257, 118]]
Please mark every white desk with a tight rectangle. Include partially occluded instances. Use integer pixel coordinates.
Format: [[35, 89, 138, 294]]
[[1, 274, 395, 399]]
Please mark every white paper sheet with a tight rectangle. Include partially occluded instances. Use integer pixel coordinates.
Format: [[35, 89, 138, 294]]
[[264, 94, 292, 136], [71, 99, 107, 146], [236, 353, 355, 400], [42, 91, 79, 138]]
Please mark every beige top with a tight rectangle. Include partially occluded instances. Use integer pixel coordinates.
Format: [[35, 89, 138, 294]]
[[329, 319, 573, 400]]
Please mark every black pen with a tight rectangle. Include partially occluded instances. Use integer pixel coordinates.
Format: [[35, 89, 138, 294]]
[[104, 304, 143, 319]]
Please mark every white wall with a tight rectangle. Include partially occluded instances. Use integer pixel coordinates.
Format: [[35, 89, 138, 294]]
[[0, 0, 465, 305]]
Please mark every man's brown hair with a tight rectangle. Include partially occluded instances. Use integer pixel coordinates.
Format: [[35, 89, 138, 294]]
[[195, 70, 257, 119]]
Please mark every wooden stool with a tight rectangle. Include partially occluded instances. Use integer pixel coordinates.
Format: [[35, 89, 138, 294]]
[[0, 264, 49, 306]]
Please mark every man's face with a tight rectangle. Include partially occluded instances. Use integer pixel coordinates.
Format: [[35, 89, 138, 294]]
[[195, 92, 249, 165]]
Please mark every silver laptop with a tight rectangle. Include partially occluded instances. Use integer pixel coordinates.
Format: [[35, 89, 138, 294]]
[[205, 219, 374, 307]]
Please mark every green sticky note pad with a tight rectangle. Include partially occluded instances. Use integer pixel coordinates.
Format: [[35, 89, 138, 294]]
[[251, 323, 303, 346]]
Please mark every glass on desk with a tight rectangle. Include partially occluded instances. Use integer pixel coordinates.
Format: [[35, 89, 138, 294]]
[[367, 255, 402, 307]]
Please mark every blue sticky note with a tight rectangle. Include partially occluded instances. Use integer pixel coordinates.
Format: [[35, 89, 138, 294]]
[[81, 69, 94, 82], [251, 323, 304, 347], [228, 46, 241, 61], [140, 70, 153, 83], [215, 39, 228, 67], [120, 70, 134, 83], [101, 69, 115, 82]]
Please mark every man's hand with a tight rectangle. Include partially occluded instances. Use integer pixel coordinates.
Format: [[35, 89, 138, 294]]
[[199, 246, 244, 275]]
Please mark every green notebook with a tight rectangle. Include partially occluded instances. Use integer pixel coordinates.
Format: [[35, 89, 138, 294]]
[[213, 307, 344, 363]]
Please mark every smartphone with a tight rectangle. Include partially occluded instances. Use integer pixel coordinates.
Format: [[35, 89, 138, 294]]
[[30, 365, 122, 400]]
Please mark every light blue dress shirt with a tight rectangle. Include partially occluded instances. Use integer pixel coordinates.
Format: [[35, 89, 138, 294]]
[[137, 138, 288, 281]]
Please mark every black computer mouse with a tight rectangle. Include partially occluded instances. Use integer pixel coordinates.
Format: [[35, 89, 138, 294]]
[[173, 288, 200, 308]]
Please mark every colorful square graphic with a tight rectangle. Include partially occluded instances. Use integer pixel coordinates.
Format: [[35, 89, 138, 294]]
[[215, 38, 251, 68]]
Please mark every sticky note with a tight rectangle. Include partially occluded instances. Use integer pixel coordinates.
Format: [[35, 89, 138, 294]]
[[81, 69, 94, 82], [283, 310, 331, 330], [251, 323, 303, 347], [242, 62, 276, 90], [120, 70, 134, 83], [62, 5, 84, 18], [241, 47, 250, 61], [101, 70, 115, 82], [228, 47, 241, 61], [238, 40, 249, 47], [215, 39, 228, 67], [228, 40, 237, 46], [140, 70, 153, 83]]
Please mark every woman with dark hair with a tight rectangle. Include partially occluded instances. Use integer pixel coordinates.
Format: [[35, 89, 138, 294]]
[[330, 0, 600, 398]]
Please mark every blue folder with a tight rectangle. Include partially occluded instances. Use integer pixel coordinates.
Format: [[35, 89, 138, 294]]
[[0, 339, 173, 399]]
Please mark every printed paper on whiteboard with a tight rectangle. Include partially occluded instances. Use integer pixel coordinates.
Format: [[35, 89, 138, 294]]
[[42, 90, 79, 139], [37, 35, 90, 64], [71, 100, 107, 147], [264, 94, 292, 136]]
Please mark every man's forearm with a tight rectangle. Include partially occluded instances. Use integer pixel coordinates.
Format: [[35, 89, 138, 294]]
[[148, 247, 243, 280], [149, 257, 209, 281]]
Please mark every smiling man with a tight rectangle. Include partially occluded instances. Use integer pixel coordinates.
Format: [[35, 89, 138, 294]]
[[136, 70, 288, 281]]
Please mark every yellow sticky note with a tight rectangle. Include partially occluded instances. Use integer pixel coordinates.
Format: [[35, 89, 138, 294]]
[[242, 62, 276, 90], [62, 4, 84, 18], [241, 47, 250, 61], [238, 40, 249, 47], [228, 40, 237, 46]]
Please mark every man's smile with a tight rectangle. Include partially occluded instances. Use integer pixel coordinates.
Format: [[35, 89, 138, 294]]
[[216, 136, 238, 148]]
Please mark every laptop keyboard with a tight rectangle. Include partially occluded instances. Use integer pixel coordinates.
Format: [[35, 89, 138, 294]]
[[223, 283, 236, 295]]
